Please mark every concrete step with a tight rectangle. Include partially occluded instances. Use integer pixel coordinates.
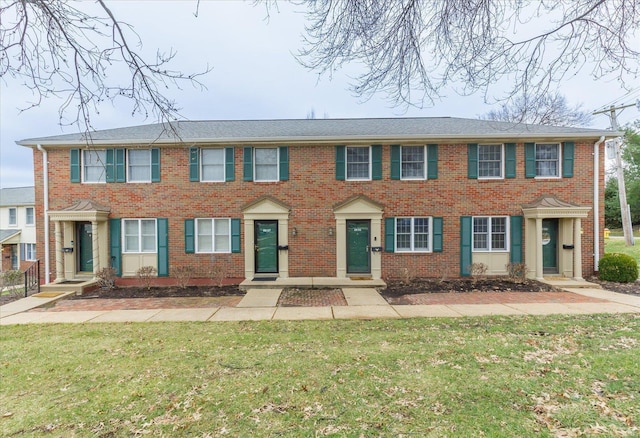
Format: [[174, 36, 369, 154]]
[[541, 278, 601, 289]]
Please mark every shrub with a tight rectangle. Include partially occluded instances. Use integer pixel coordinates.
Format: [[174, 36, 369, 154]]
[[172, 265, 195, 289], [96, 267, 116, 290], [469, 262, 488, 284], [1, 270, 24, 297], [598, 253, 639, 283], [506, 262, 528, 283], [136, 266, 157, 290]]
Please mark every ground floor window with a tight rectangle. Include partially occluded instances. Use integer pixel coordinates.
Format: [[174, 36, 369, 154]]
[[123, 219, 157, 253], [473, 216, 508, 251], [24, 243, 36, 260], [396, 217, 431, 252], [196, 218, 231, 253]]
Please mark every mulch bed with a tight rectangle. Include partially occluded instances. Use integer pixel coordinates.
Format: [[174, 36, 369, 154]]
[[379, 278, 559, 298], [587, 278, 639, 295]]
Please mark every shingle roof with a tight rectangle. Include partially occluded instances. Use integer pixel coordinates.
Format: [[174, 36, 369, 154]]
[[0, 229, 21, 243], [16, 117, 619, 147], [0, 187, 35, 207]]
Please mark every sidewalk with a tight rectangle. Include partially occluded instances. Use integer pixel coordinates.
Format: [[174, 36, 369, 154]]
[[1, 285, 639, 324]]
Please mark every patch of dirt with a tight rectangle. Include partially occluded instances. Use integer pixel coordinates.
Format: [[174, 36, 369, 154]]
[[379, 278, 559, 298], [587, 278, 640, 296], [70, 285, 245, 300]]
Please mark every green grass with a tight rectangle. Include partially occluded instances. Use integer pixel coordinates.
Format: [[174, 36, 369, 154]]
[[605, 237, 640, 266], [2, 316, 640, 436]]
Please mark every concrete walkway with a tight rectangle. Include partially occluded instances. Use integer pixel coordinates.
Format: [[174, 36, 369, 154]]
[[1, 286, 639, 325]]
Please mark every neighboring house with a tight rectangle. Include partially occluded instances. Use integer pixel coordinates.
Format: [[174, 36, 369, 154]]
[[17, 118, 617, 285], [0, 186, 36, 272]]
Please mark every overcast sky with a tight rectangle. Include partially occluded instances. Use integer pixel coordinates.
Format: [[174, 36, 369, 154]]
[[1, 1, 638, 189]]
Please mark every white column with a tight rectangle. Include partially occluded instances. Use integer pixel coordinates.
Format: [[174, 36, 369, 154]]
[[92, 221, 100, 275], [573, 218, 583, 281], [535, 218, 544, 280], [54, 221, 65, 282]]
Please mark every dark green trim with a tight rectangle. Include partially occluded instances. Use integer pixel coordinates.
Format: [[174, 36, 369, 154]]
[[372, 144, 382, 180], [427, 144, 438, 179], [562, 141, 574, 177], [279, 146, 289, 181], [335, 145, 345, 180], [151, 148, 161, 182], [433, 217, 443, 252], [225, 147, 235, 181], [115, 149, 126, 182], [184, 219, 195, 254], [525, 143, 536, 178], [231, 218, 241, 253], [243, 147, 253, 181], [157, 218, 169, 277], [467, 144, 478, 179], [106, 149, 115, 183], [70, 149, 80, 183], [189, 147, 199, 182], [505, 143, 516, 178], [109, 218, 122, 276], [390, 145, 401, 179], [460, 216, 472, 276], [384, 217, 395, 252], [510, 216, 523, 263]]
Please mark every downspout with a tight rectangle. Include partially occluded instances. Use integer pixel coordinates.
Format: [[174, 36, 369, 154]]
[[36, 144, 50, 284], [594, 136, 605, 273]]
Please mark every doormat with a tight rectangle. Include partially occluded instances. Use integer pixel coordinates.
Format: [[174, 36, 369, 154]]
[[253, 277, 277, 281], [32, 292, 66, 298]]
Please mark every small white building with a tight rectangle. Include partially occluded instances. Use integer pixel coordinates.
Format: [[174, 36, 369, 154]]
[[0, 187, 36, 271]]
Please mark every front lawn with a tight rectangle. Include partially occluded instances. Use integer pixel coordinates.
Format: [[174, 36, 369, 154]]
[[2, 316, 639, 436], [605, 236, 640, 266]]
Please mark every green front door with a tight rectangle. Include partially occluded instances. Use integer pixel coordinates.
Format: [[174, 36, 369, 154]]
[[542, 218, 558, 274], [255, 220, 278, 274], [347, 220, 370, 274], [77, 222, 93, 272]]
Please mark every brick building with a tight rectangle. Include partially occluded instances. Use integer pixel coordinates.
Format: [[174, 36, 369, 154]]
[[17, 117, 616, 286]]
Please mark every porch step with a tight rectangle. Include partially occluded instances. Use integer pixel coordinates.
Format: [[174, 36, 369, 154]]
[[540, 278, 601, 289], [40, 279, 100, 295], [239, 277, 386, 291]]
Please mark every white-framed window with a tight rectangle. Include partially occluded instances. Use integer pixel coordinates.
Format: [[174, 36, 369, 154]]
[[195, 218, 231, 253], [8, 207, 17, 226], [535, 143, 561, 177], [25, 207, 34, 225], [396, 217, 431, 252], [346, 146, 371, 180], [473, 216, 508, 251], [254, 148, 278, 182], [25, 243, 36, 261], [82, 149, 107, 183], [201, 148, 225, 182], [123, 219, 157, 253], [478, 144, 504, 179], [401, 145, 426, 180], [127, 149, 152, 182]]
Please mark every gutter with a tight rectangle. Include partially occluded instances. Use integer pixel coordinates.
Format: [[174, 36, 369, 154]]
[[36, 144, 50, 284], [594, 136, 605, 272]]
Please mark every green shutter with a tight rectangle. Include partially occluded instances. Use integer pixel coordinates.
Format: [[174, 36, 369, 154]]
[[115, 149, 126, 182], [243, 147, 253, 181], [467, 144, 478, 179], [385, 217, 395, 252], [106, 149, 115, 182], [525, 143, 536, 178], [225, 147, 235, 181], [433, 217, 443, 252], [184, 219, 195, 254], [20, 243, 25, 261], [70, 149, 80, 182], [562, 141, 574, 177], [279, 146, 289, 181], [372, 144, 382, 180], [109, 218, 122, 276], [505, 143, 516, 178], [157, 218, 169, 277], [390, 145, 401, 180], [189, 147, 199, 182], [336, 145, 345, 180], [427, 144, 438, 179], [460, 216, 472, 276], [510, 216, 523, 263], [151, 148, 161, 182], [231, 218, 241, 253]]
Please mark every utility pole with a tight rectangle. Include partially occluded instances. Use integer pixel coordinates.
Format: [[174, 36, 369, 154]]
[[593, 104, 635, 246]]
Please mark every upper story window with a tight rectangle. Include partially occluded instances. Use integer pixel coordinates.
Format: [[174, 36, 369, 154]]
[[401, 146, 426, 180], [201, 148, 225, 182], [25, 207, 34, 225], [8, 207, 17, 226], [535, 143, 560, 177], [478, 144, 504, 179], [254, 148, 279, 182], [128, 150, 152, 182], [83, 149, 107, 183], [123, 219, 157, 253], [473, 216, 508, 251], [195, 218, 231, 253], [396, 217, 431, 252], [346, 146, 371, 180]]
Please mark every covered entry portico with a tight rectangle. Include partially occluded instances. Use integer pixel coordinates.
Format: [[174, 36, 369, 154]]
[[522, 196, 591, 281]]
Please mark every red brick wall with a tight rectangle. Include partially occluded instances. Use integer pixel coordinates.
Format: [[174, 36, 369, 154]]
[[31, 140, 605, 282]]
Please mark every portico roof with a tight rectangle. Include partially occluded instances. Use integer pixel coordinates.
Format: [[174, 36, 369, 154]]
[[522, 196, 591, 219]]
